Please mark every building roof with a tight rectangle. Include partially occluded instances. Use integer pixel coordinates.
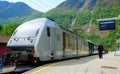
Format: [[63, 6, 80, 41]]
[[0, 34, 9, 43]]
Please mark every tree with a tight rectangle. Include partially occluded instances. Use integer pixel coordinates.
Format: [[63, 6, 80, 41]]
[[1, 23, 19, 37], [0, 23, 3, 31]]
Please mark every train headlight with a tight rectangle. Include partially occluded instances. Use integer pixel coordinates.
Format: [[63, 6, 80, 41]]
[[34, 60, 37, 64]]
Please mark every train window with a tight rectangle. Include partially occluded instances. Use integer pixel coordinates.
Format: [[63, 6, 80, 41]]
[[47, 27, 50, 37], [12, 30, 17, 36], [35, 28, 40, 36]]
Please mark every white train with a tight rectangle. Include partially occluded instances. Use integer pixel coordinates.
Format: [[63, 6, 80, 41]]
[[6, 18, 98, 64]]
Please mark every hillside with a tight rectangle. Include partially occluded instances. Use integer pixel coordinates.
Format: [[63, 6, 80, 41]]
[[42, 0, 120, 51], [43, 0, 120, 34], [43, 0, 120, 26], [0, 0, 119, 51], [58, 0, 97, 10], [0, 1, 43, 25]]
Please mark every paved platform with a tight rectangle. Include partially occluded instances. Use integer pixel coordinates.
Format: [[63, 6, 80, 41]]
[[2, 65, 16, 73], [23, 52, 120, 74]]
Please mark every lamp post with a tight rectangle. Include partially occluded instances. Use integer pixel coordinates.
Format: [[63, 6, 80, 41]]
[[116, 32, 120, 50]]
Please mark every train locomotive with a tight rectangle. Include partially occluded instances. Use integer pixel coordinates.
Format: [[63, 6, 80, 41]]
[[6, 18, 98, 64]]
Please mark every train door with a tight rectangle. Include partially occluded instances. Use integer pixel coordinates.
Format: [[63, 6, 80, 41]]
[[76, 37, 78, 56], [63, 32, 66, 57], [88, 42, 92, 55], [49, 27, 56, 60]]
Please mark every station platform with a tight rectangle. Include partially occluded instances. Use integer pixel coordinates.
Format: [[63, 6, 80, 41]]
[[1, 65, 16, 73], [23, 52, 120, 74]]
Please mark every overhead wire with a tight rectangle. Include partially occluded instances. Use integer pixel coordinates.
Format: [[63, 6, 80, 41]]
[[38, 0, 52, 10], [28, 0, 50, 12]]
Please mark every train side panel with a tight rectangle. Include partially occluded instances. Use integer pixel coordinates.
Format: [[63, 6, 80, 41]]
[[62, 29, 78, 58], [53, 28, 63, 60], [78, 37, 89, 56], [34, 26, 51, 61]]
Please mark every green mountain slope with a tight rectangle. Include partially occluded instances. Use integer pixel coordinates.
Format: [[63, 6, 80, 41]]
[[42, 7, 77, 28], [42, 0, 120, 51], [0, 1, 43, 25], [1, 11, 42, 25]]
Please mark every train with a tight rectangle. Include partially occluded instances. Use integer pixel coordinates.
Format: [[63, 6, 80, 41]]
[[6, 18, 98, 64]]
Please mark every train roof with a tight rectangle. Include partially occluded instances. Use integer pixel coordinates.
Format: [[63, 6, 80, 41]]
[[87, 40, 97, 45], [16, 18, 60, 30], [60, 26, 78, 36], [15, 18, 85, 39], [17, 18, 80, 37], [60, 26, 86, 40]]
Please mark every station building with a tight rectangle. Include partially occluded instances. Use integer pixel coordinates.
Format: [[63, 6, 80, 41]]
[[0, 34, 9, 56]]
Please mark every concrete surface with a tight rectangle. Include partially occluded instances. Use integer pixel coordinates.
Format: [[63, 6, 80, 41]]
[[2, 65, 16, 73], [23, 52, 120, 74]]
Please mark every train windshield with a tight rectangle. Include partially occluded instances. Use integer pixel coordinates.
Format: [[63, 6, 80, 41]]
[[13, 26, 40, 38]]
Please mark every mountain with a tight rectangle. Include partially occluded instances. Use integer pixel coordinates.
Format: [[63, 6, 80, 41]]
[[0, 0, 119, 50], [42, 0, 120, 50], [58, 0, 97, 10], [43, 0, 120, 33], [58, 0, 119, 10], [0, 1, 43, 25]]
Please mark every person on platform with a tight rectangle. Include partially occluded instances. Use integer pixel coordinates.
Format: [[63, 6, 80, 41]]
[[98, 45, 104, 59]]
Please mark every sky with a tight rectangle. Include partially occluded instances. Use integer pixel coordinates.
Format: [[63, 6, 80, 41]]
[[2, 0, 65, 12]]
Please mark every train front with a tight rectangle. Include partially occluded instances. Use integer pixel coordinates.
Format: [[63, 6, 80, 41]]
[[6, 19, 42, 64]]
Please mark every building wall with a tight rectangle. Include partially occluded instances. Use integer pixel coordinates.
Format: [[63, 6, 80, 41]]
[[0, 43, 7, 57]]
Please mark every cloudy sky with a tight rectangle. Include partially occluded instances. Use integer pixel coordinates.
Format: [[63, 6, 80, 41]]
[[2, 0, 65, 12]]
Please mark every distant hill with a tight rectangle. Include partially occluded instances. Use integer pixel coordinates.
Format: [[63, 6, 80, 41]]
[[0, 1, 43, 25]]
